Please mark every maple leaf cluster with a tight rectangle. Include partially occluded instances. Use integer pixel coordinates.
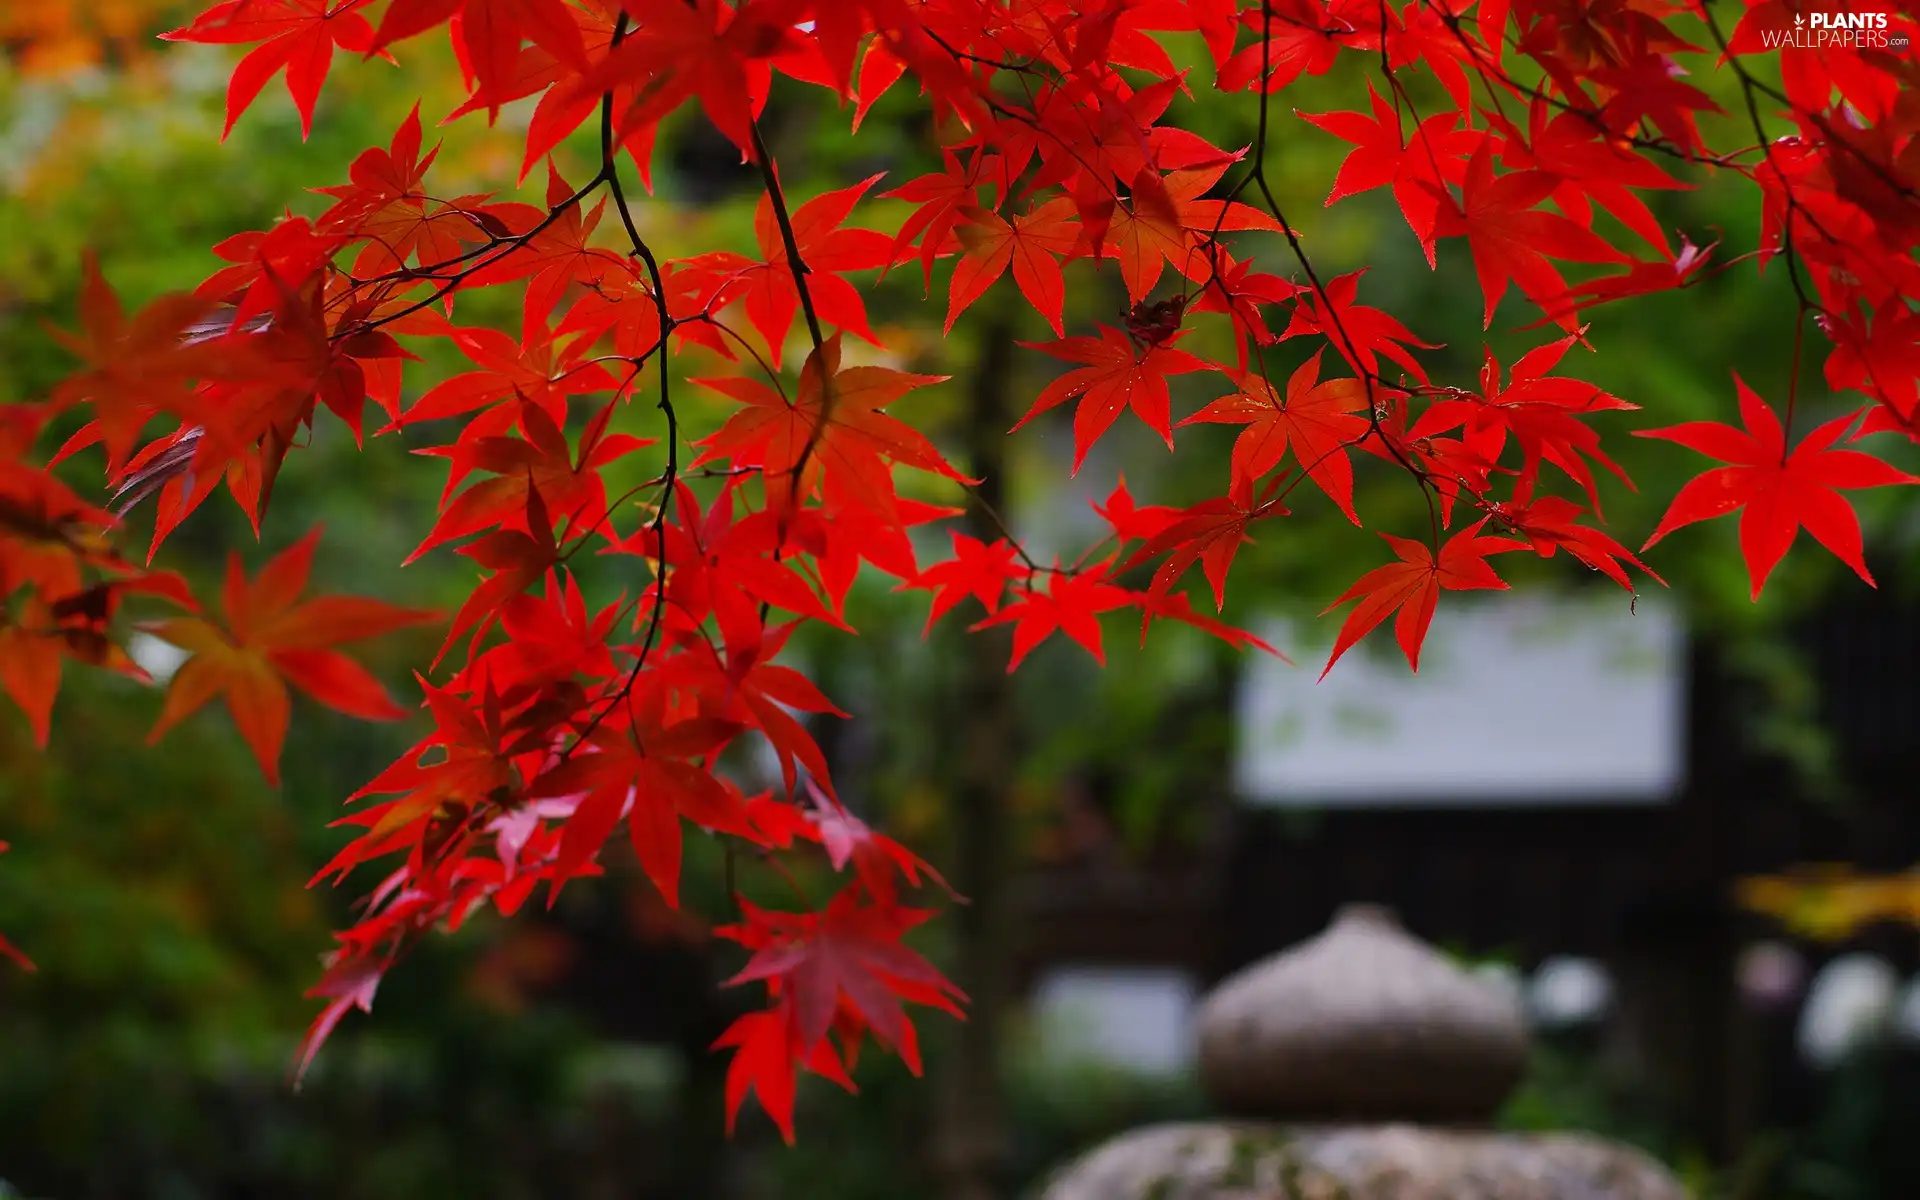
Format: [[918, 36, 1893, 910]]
[[3, 0, 1919, 1141]]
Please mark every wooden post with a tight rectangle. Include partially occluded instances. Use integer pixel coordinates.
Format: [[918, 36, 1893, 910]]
[[932, 301, 1020, 1200]]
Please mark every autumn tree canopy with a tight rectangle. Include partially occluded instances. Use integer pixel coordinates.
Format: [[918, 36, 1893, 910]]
[[3, 0, 1919, 1141]]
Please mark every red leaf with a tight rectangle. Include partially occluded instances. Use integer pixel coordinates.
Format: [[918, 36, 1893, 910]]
[[897, 531, 1031, 636], [1298, 84, 1479, 264], [456, 0, 590, 114], [1126, 486, 1287, 611], [694, 334, 968, 524], [945, 199, 1081, 336], [45, 256, 220, 479], [711, 1003, 856, 1144], [1014, 326, 1213, 471], [1493, 478, 1664, 592], [1180, 350, 1374, 520], [1822, 302, 1920, 424], [970, 563, 1135, 670], [1428, 144, 1630, 330], [143, 529, 438, 784], [683, 176, 895, 368], [1637, 375, 1919, 599], [1321, 523, 1525, 677], [1282, 269, 1440, 384], [1134, 588, 1288, 658], [799, 778, 956, 904], [1408, 335, 1636, 517], [1102, 162, 1280, 304], [410, 398, 652, 563], [1091, 473, 1184, 543], [724, 889, 964, 1060], [563, 0, 802, 163], [295, 950, 385, 1086], [530, 689, 749, 904], [163, 0, 380, 139]]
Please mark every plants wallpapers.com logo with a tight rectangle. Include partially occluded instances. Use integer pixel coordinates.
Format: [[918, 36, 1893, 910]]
[[1761, 10, 1913, 50]]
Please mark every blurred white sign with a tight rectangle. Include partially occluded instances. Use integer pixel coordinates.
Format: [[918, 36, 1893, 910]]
[[1234, 594, 1685, 806], [1031, 965, 1199, 1076]]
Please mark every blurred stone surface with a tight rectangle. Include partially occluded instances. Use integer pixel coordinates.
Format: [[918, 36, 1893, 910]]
[[1040, 1122, 1687, 1200], [1041, 906, 1688, 1200], [1196, 904, 1530, 1122]]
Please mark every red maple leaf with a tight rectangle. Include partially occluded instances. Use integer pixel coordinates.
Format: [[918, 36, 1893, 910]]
[[1408, 334, 1637, 517], [163, 0, 382, 139], [1179, 349, 1374, 520], [1321, 522, 1525, 677], [1822, 301, 1920, 425], [1014, 325, 1214, 471], [1214, 0, 1375, 93], [312, 681, 525, 885], [46, 256, 222, 478], [970, 562, 1135, 670], [1492, 477, 1664, 592], [0, 580, 172, 747], [1298, 84, 1480, 264], [661, 619, 848, 798], [711, 1002, 858, 1144], [683, 176, 895, 368], [1486, 95, 1687, 256], [1091, 473, 1184, 543], [143, 530, 439, 784], [1637, 375, 1920, 599], [789, 492, 962, 613], [372, 0, 590, 116], [563, 0, 803, 162], [295, 950, 385, 1084], [1428, 144, 1629, 330], [411, 398, 654, 562], [529, 687, 749, 906], [1186, 251, 1301, 366], [1126, 483, 1287, 610], [1132, 587, 1286, 656], [0, 456, 128, 602], [883, 151, 991, 290], [315, 106, 501, 280], [1103, 162, 1282, 304], [1522, 233, 1716, 329], [439, 487, 560, 664], [945, 199, 1081, 336], [724, 889, 964, 1065], [607, 480, 852, 655], [460, 163, 630, 331], [758, 0, 927, 97], [487, 1, 658, 184], [387, 318, 618, 431], [1282, 268, 1441, 384], [693, 334, 968, 523], [897, 531, 1030, 635], [1383, 0, 1483, 111], [1587, 56, 1721, 158], [798, 778, 954, 905]]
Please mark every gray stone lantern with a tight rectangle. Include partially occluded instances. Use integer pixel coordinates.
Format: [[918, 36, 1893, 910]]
[[1041, 905, 1685, 1199]]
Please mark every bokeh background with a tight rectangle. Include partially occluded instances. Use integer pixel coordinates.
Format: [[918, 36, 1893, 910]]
[[3, 4, 1920, 1198]]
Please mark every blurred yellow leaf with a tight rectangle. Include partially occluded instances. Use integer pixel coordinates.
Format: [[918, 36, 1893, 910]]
[[1737, 864, 1920, 941]]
